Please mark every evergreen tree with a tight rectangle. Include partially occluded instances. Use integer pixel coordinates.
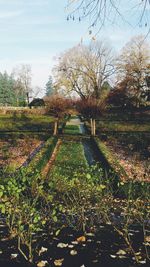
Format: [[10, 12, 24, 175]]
[[45, 76, 55, 96], [0, 71, 26, 106], [0, 72, 16, 106]]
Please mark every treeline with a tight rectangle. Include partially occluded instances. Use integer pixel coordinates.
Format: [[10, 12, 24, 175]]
[[0, 64, 32, 107], [0, 72, 26, 106], [53, 35, 150, 109]]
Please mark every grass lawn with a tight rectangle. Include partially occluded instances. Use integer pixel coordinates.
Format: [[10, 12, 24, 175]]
[[96, 120, 150, 132], [49, 141, 88, 178], [0, 113, 54, 132], [64, 124, 80, 135]]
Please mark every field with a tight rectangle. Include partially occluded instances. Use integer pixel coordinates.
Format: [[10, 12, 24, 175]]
[[0, 111, 150, 267], [0, 113, 53, 132]]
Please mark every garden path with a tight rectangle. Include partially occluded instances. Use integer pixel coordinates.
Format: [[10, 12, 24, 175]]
[[66, 117, 98, 165], [66, 117, 86, 134]]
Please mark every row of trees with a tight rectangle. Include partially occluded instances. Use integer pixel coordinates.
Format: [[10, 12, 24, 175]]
[[0, 66, 56, 107], [0, 65, 32, 107], [53, 35, 150, 108], [45, 94, 106, 136]]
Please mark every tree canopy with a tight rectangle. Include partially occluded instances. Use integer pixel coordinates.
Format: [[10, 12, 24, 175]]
[[45, 75, 55, 96], [0, 72, 26, 106], [53, 40, 114, 99]]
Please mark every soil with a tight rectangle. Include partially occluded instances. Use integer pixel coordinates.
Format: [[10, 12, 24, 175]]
[[0, 221, 150, 267], [0, 138, 42, 170], [104, 138, 150, 182]]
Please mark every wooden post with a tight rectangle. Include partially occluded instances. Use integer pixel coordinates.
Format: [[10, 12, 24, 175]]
[[93, 119, 96, 136], [53, 119, 58, 135], [90, 118, 93, 136]]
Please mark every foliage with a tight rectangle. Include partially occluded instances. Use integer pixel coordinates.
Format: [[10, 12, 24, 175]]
[[0, 72, 26, 106], [76, 97, 106, 135], [25, 136, 58, 174], [45, 75, 55, 96], [116, 36, 150, 108], [0, 136, 58, 261], [45, 95, 70, 118], [45, 95, 71, 135], [12, 64, 32, 106], [0, 134, 150, 264], [107, 86, 133, 108], [77, 97, 106, 119]]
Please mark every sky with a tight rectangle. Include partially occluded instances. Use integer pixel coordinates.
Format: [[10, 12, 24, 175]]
[[0, 0, 150, 97]]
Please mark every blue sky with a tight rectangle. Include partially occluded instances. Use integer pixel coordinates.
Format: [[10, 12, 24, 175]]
[[0, 0, 149, 96]]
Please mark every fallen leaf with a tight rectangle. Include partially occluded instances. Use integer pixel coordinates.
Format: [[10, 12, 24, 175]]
[[71, 241, 78, 245], [11, 253, 18, 259], [116, 249, 126, 255], [57, 243, 68, 248], [110, 255, 117, 258], [39, 247, 48, 256], [139, 260, 146, 264], [70, 250, 77, 256], [37, 261, 48, 267], [86, 233, 95, 237], [68, 245, 74, 248], [54, 259, 64, 266], [87, 239, 92, 242], [145, 236, 150, 242], [119, 255, 127, 259], [77, 236, 86, 243]]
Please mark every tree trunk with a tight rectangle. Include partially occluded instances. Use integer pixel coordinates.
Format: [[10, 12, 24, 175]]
[[53, 119, 58, 135], [93, 119, 96, 136], [26, 92, 30, 107]]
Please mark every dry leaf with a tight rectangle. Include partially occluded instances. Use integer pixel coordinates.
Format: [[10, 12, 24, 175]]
[[54, 258, 64, 266], [57, 243, 68, 248], [38, 247, 48, 256], [70, 250, 77, 256], [77, 236, 86, 243], [37, 261, 48, 267]]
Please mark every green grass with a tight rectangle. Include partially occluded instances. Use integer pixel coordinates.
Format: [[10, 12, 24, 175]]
[[26, 136, 58, 174], [0, 114, 54, 132], [64, 125, 80, 135], [49, 141, 88, 178], [96, 120, 150, 132]]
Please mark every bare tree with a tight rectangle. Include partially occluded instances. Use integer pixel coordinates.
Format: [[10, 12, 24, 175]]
[[45, 95, 70, 135], [116, 35, 150, 107], [67, 0, 150, 32], [12, 64, 32, 106], [76, 97, 106, 136], [53, 41, 114, 99]]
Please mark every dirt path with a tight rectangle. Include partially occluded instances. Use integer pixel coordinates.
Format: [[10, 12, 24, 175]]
[[66, 117, 86, 134]]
